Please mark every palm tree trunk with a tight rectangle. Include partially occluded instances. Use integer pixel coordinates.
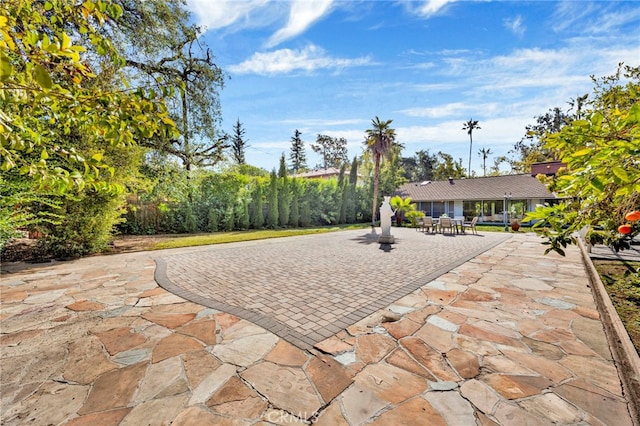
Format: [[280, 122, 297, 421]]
[[372, 154, 381, 227], [468, 134, 473, 177]]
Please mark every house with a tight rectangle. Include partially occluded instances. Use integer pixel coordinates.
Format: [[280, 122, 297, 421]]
[[293, 167, 363, 183], [530, 161, 566, 176], [293, 167, 342, 180], [395, 172, 561, 225]]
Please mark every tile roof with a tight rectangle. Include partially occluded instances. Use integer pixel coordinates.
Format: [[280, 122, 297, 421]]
[[293, 167, 342, 179], [396, 174, 558, 201]]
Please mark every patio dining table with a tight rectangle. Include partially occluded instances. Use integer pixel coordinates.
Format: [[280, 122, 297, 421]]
[[432, 217, 465, 234]]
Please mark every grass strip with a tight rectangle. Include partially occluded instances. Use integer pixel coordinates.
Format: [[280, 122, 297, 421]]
[[151, 224, 370, 250]]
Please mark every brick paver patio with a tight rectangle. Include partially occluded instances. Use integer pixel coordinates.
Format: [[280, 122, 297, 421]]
[[154, 228, 510, 349]]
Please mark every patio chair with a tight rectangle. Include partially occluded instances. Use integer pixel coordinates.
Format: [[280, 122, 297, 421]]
[[421, 216, 436, 233], [439, 216, 454, 234], [454, 216, 465, 233], [462, 216, 479, 234]]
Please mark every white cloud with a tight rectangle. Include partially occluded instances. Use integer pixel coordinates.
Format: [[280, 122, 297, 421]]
[[407, 62, 437, 70], [266, 0, 335, 47], [437, 44, 637, 102], [228, 44, 371, 75], [411, 82, 458, 92], [415, 0, 458, 18], [588, 8, 640, 34], [399, 102, 511, 120], [395, 115, 529, 159], [551, 1, 598, 33], [187, 0, 272, 30], [249, 139, 291, 150], [552, 1, 640, 35], [503, 15, 525, 36], [398, 102, 473, 118], [279, 118, 367, 127], [187, 0, 343, 46]]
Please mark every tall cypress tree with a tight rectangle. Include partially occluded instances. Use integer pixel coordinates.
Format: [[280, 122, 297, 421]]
[[289, 179, 300, 227], [239, 199, 250, 230], [300, 199, 311, 227], [250, 184, 264, 229], [289, 129, 306, 173], [230, 118, 248, 164], [267, 170, 279, 228], [278, 154, 290, 226]]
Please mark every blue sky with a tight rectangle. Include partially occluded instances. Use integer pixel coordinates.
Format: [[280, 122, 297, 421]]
[[186, 0, 640, 176]]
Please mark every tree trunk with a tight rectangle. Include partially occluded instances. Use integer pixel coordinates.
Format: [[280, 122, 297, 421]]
[[181, 83, 190, 179], [372, 154, 380, 227], [468, 134, 473, 176]]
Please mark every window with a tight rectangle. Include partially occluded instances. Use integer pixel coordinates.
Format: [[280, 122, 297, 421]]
[[463, 201, 482, 218], [508, 200, 526, 220], [432, 201, 445, 217]]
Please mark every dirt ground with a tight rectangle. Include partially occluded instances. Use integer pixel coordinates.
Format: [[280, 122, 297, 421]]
[[107, 234, 178, 253], [0, 235, 175, 263]]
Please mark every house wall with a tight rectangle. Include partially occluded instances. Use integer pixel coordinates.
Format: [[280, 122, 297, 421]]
[[417, 201, 455, 217], [418, 197, 552, 223], [454, 201, 464, 218]]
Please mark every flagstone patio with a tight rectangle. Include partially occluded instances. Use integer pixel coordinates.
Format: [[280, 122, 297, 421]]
[[1, 230, 637, 425]]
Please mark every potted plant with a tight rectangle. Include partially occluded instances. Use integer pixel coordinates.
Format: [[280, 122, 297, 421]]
[[511, 219, 521, 232]]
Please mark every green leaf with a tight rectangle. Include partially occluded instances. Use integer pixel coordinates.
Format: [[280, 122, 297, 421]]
[[1, 160, 14, 171], [589, 177, 604, 191], [109, 3, 123, 19], [40, 148, 49, 160], [34, 64, 53, 89], [572, 148, 592, 157], [625, 103, 640, 125], [61, 32, 71, 50], [591, 111, 604, 126], [0, 51, 12, 81], [612, 167, 629, 182]]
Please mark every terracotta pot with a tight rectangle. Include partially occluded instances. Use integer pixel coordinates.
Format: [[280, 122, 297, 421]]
[[511, 221, 520, 231]]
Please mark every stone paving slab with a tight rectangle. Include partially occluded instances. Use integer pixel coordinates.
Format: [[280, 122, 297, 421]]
[[1, 231, 636, 425], [589, 239, 640, 261], [154, 228, 510, 349]]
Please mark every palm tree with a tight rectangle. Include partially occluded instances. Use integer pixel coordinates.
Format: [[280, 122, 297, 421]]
[[462, 119, 481, 176], [366, 116, 396, 227], [477, 147, 493, 176], [390, 195, 416, 226]]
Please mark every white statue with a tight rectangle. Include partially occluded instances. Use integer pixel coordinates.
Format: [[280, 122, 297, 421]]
[[379, 196, 396, 243]]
